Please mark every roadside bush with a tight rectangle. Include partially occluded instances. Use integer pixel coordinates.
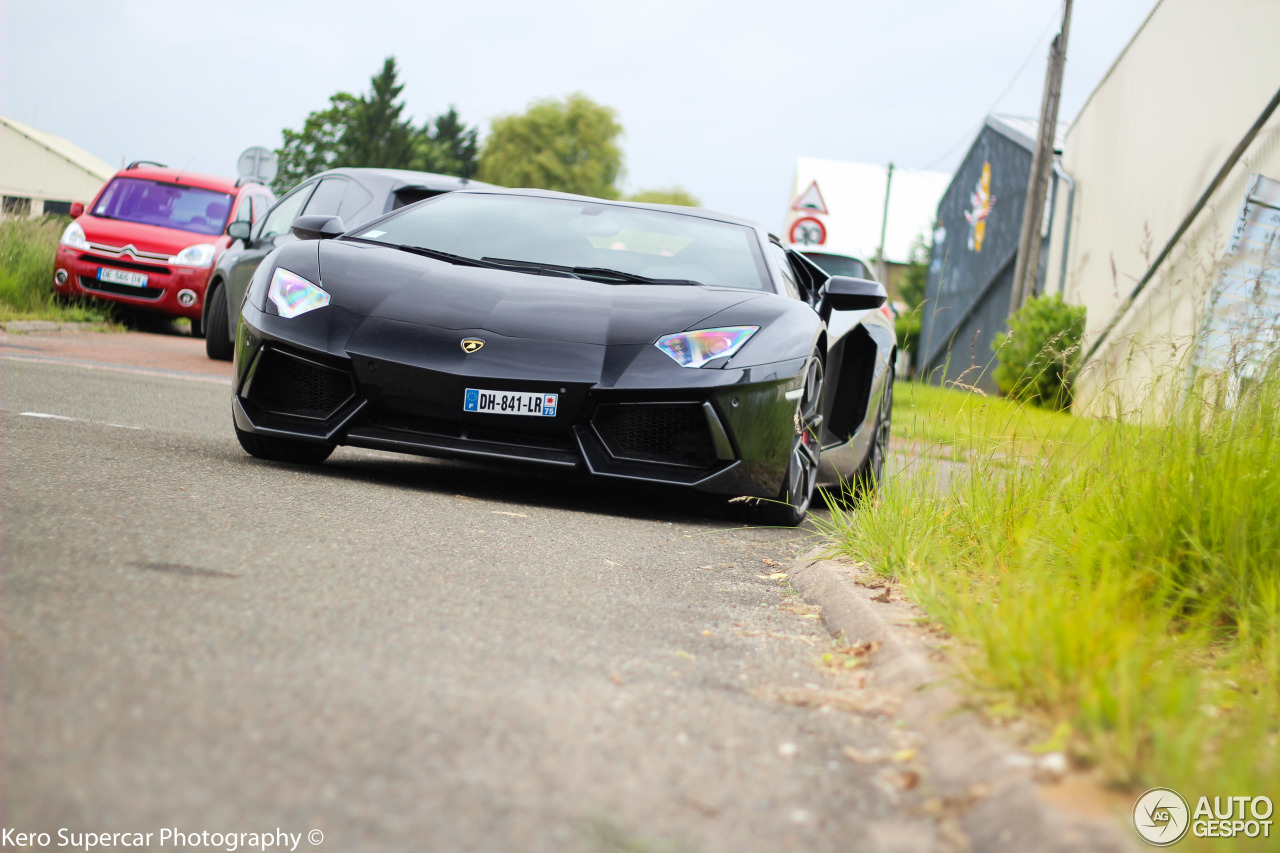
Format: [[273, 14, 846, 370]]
[[991, 293, 1086, 410], [0, 216, 110, 322]]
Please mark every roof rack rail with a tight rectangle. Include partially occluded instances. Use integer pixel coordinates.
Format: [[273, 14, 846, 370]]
[[235, 175, 265, 187], [126, 160, 168, 170]]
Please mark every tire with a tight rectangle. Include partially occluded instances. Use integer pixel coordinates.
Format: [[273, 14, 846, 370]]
[[235, 424, 334, 465], [856, 363, 894, 495], [737, 356, 824, 527], [205, 282, 234, 361]]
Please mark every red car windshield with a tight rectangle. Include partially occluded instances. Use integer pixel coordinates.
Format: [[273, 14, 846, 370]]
[[92, 177, 233, 237]]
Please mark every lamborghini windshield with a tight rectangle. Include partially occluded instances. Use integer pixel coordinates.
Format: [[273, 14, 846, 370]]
[[349, 192, 772, 291]]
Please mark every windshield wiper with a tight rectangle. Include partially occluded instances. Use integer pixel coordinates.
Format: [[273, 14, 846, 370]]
[[484, 257, 699, 286], [481, 257, 580, 277], [570, 266, 701, 286], [345, 237, 499, 270]]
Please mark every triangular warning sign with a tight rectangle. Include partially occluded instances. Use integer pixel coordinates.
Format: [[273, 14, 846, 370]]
[[791, 181, 828, 214]]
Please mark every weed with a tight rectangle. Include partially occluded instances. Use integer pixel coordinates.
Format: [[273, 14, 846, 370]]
[[0, 217, 113, 322], [822, 374, 1280, 805]]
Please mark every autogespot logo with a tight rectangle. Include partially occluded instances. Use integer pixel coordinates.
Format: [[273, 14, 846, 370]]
[[1134, 788, 1190, 846], [1132, 788, 1275, 844]]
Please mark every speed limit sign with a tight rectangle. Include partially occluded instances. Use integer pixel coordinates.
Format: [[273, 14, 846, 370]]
[[789, 216, 827, 246]]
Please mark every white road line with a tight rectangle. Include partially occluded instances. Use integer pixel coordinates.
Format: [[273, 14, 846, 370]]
[[0, 353, 231, 384], [19, 412, 145, 430]]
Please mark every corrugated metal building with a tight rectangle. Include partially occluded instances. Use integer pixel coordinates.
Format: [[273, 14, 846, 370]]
[[1042, 0, 1280, 416], [0, 116, 113, 218], [918, 115, 1065, 391]]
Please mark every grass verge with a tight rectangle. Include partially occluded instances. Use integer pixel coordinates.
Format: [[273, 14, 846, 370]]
[[824, 378, 1278, 844], [0, 217, 113, 323]]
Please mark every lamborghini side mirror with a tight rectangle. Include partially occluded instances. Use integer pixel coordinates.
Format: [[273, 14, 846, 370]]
[[823, 276, 887, 312]]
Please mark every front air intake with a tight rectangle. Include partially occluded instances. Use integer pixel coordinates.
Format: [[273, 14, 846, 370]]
[[245, 347, 355, 421], [592, 403, 717, 468]]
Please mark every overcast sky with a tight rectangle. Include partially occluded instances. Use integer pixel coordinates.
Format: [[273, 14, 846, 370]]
[[2, 0, 1155, 230]]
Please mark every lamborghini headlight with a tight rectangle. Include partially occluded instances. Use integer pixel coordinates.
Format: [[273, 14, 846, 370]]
[[267, 268, 330, 318], [655, 326, 758, 368]]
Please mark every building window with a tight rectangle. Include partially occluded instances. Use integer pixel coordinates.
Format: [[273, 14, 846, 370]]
[[42, 200, 73, 217], [3, 196, 32, 217]]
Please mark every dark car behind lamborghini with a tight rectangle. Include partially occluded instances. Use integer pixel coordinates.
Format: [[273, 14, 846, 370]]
[[231, 189, 895, 525]]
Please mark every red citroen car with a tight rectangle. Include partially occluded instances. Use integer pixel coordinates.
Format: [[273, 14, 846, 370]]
[[53, 162, 274, 335]]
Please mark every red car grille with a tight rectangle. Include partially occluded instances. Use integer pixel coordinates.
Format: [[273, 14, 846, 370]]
[[78, 276, 165, 300]]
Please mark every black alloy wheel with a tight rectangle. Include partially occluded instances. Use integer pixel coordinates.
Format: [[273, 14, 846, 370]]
[[205, 282, 233, 361], [857, 363, 894, 494], [739, 356, 824, 527]]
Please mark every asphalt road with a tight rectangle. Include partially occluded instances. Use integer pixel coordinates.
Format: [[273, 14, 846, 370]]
[[1, 330, 934, 852]]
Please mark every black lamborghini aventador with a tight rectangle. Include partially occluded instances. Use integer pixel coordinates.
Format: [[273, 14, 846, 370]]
[[231, 188, 895, 525]]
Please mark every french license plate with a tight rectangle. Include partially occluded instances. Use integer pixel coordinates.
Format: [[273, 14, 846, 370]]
[[464, 388, 558, 417], [98, 267, 148, 287]]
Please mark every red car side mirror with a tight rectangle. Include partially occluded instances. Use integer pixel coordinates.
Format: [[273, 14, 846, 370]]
[[69, 202, 85, 218]]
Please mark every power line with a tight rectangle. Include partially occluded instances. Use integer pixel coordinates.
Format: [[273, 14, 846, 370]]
[[922, 3, 1065, 171]]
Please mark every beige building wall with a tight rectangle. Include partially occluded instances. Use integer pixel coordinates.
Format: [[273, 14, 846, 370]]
[[1043, 0, 1280, 417], [0, 117, 113, 216]]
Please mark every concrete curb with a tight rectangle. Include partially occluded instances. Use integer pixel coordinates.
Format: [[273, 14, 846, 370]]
[[1, 320, 112, 334], [788, 550, 1137, 853]]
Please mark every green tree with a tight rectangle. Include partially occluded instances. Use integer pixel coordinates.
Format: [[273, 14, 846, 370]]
[[275, 92, 358, 193], [478, 93, 623, 198], [897, 231, 930, 310], [991, 293, 1087, 410], [420, 106, 478, 179], [627, 188, 700, 207], [894, 232, 931, 370], [342, 57, 420, 171], [274, 57, 479, 194]]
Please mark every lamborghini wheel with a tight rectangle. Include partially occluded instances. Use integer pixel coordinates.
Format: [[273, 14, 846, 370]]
[[857, 363, 894, 494], [738, 356, 823, 527], [235, 425, 334, 465]]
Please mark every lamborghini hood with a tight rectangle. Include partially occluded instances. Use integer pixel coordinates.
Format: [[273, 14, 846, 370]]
[[315, 238, 766, 346]]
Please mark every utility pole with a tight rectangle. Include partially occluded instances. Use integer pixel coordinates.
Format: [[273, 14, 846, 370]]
[[1010, 0, 1072, 316], [877, 162, 894, 284]]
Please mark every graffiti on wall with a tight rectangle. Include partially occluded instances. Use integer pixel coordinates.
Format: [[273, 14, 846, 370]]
[[964, 162, 995, 253]]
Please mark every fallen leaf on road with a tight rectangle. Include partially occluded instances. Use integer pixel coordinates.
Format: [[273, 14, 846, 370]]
[[762, 558, 781, 567], [891, 748, 917, 763], [757, 572, 788, 580], [885, 769, 920, 791], [780, 603, 821, 616], [843, 746, 873, 764], [610, 672, 623, 686], [684, 793, 720, 816]]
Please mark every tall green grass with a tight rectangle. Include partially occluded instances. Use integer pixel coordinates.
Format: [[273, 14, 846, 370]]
[[825, 376, 1279, 836], [0, 217, 111, 322]]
